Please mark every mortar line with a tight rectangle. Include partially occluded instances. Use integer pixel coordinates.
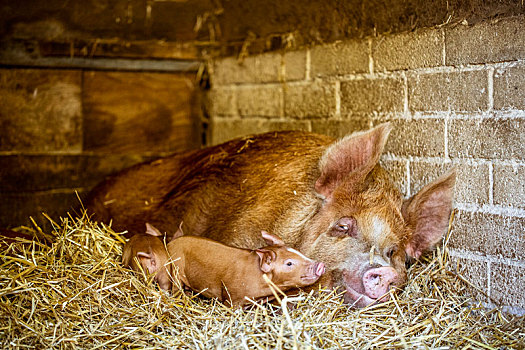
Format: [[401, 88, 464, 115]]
[[448, 249, 525, 268], [280, 53, 286, 83], [454, 202, 525, 217], [441, 28, 446, 66], [488, 162, 494, 205], [481, 302, 525, 317], [368, 37, 374, 75], [487, 67, 494, 111], [402, 71, 409, 114], [305, 48, 311, 81], [444, 114, 449, 159], [486, 261, 491, 299], [381, 154, 525, 167], [335, 81, 341, 117], [406, 160, 411, 197], [279, 85, 285, 118]]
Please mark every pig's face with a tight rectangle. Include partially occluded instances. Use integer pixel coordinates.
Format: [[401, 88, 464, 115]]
[[255, 232, 325, 289], [122, 225, 173, 291], [298, 124, 455, 307], [259, 246, 326, 289]]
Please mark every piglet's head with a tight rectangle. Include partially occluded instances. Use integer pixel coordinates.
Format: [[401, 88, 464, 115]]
[[256, 231, 325, 290], [303, 123, 455, 308]]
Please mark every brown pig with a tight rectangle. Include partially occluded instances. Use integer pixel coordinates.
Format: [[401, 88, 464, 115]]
[[166, 231, 325, 306], [122, 223, 176, 290], [87, 123, 456, 307]]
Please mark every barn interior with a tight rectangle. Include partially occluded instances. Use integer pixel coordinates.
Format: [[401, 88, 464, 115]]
[[1, 0, 524, 341]]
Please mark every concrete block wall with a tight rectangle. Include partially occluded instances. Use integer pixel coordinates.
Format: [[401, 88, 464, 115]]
[[208, 16, 525, 313]]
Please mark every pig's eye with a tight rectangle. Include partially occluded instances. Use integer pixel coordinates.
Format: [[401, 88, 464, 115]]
[[285, 260, 294, 266], [329, 217, 357, 238], [385, 246, 397, 260]]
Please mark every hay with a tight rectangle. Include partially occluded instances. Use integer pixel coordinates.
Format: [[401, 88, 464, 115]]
[[1, 212, 524, 349]]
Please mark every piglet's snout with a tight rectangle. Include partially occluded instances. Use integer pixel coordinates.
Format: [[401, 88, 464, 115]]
[[314, 262, 325, 277], [362, 266, 398, 300]]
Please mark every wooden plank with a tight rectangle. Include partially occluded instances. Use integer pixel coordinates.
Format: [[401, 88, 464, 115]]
[[0, 191, 86, 230], [0, 69, 82, 152], [0, 154, 157, 192], [38, 39, 201, 60], [0, 55, 201, 72], [0, 41, 201, 72], [83, 71, 201, 154]]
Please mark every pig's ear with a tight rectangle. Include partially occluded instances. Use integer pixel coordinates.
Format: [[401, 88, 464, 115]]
[[255, 249, 276, 273], [137, 252, 157, 274], [145, 223, 162, 237], [402, 168, 456, 259], [261, 230, 285, 246], [171, 222, 184, 241], [315, 123, 392, 199]]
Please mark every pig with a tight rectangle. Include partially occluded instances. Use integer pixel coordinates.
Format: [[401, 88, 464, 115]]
[[87, 123, 455, 307], [122, 223, 175, 290], [166, 230, 325, 306]]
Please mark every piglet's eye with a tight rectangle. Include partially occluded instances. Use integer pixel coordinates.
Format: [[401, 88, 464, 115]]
[[329, 217, 358, 238], [286, 261, 293, 266]]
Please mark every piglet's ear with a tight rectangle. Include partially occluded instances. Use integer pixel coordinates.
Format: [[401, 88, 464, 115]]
[[315, 123, 392, 200], [261, 230, 285, 246], [137, 252, 157, 274], [171, 222, 184, 241], [255, 249, 276, 273], [402, 168, 456, 259], [145, 223, 163, 237]]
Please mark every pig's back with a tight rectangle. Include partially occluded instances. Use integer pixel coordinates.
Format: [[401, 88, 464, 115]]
[[87, 131, 333, 244], [167, 236, 256, 298]]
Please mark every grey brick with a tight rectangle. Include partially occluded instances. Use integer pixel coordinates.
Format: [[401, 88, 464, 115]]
[[208, 88, 237, 116], [494, 66, 525, 110], [449, 210, 525, 260], [410, 162, 490, 205], [380, 159, 409, 196], [311, 119, 371, 139], [493, 164, 525, 209], [210, 118, 310, 145], [408, 70, 489, 112], [340, 78, 404, 114], [284, 50, 306, 81], [284, 82, 336, 118], [384, 118, 446, 157], [448, 256, 489, 303], [448, 118, 525, 160], [212, 53, 282, 85], [373, 29, 443, 71], [310, 40, 369, 77], [237, 85, 282, 117], [446, 18, 525, 65], [491, 263, 525, 309]]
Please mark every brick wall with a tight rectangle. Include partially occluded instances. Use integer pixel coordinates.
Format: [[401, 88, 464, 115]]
[[207, 16, 525, 313]]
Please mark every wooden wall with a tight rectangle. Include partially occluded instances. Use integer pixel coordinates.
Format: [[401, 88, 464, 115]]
[[0, 68, 203, 230]]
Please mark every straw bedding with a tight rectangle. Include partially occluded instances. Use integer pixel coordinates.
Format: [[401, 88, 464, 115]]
[[1, 212, 523, 349]]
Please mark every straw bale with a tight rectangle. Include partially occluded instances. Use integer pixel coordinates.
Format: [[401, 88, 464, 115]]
[[0, 212, 523, 349]]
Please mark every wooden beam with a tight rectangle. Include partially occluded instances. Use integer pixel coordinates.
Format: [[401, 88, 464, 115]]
[[0, 56, 201, 72]]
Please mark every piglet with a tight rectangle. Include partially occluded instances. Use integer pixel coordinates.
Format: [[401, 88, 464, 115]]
[[122, 223, 179, 291], [166, 230, 325, 306]]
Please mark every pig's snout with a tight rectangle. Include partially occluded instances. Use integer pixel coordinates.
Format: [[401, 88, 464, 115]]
[[315, 262, 326, 277], [301, 262, 325, 284], [362, 266, 398, 301]]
